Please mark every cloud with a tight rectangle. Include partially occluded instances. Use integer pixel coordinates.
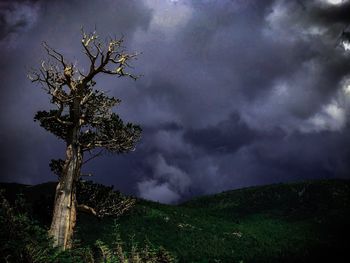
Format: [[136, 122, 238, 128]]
[[144, 0, 192, 34], [0, 0, 40, 49], [304, 101, 346, 132], [152, 129, 191, 155], [105, 0, 350, 203], [138, 180, 180, 204], [312, 1, 350, 24], [184, 112, 257, 154], [137, 154, 191, 203], [1, 0, 350, 203]]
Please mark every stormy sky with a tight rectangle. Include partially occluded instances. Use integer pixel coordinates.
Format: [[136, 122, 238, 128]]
[[0, 0, 350, 203]]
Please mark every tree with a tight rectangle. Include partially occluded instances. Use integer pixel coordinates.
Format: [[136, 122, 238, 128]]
[[29, 29, 142, 250]]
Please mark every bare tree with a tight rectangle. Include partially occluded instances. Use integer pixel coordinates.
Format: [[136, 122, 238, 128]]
[[29, 29, 142, 250]]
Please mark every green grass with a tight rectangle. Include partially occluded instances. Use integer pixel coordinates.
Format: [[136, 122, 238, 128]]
[[2, 179, 350, 262]]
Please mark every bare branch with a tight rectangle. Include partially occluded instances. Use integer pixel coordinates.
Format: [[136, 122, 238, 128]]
[[80, 90, 94, 105], [80, 29, 140, 84], [77, 204, 97, 216], [83, 149, 103, 164], [42, 42, 67, 68]]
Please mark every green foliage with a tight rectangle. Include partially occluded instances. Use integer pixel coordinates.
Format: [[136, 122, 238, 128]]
[[79, 90, 120, 125], [0, 190, 174, 263], [0, 181, 136, 225], [34, 110, 70, 140], [49, 159, 65, 177], [77, 180, 136, 218], [0, 190, 60, 262], [77, 179, 350, 263], [1, 179, 349, 262], [80, 113, 142, 153], [93, 223, 175, 263]]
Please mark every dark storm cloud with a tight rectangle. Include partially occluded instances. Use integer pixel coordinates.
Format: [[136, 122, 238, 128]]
[[245, 126, 350, 182], [184, 113, 257, 154], [180, 125, 350, 195], [262, 132, 350, 178], [0, 0, 40, 52], [1, 0, 350, 203], [0, 130, 63, 184], [311, 1, 350, 24], [132, 0, 350, 202]]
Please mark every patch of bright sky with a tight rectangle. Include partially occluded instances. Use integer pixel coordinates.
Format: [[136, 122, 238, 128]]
[[308, 102, 346, 131], [319, 0, 348, 5], [343, 40, 350, 51], [264, 0, 327, 41], [344, 83, 350, 95], [144, 0, 192, 33], [302, 79, 350, 133]]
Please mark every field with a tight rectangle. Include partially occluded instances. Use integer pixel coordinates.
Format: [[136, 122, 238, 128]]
[[1, 179, 350, 262]]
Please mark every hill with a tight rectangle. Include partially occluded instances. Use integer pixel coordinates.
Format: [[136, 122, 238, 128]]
[[1, 179, 350, 262]]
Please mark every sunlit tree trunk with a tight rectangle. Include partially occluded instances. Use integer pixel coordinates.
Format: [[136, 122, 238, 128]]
[[49, 99, 83, 249], [49, 145, 82, 248]]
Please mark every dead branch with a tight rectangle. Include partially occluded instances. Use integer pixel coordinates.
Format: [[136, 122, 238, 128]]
[[77, 204, 97, 216], [42, 42, 67, 68], [80, 29, 140, 84], [83, 149, 104, 164]]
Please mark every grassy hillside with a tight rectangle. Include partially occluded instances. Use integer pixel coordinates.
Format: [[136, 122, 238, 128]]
[[1, 179, 350, 262]]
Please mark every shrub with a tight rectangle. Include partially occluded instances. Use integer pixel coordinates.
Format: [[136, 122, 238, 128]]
[[93, 222, 176, 263], [0, 190, 60, 263], [0, 190, 175, 263]]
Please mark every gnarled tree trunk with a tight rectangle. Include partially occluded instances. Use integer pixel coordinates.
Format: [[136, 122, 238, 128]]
[[49, 138, 82, 249], [31, 32, 142, 250]]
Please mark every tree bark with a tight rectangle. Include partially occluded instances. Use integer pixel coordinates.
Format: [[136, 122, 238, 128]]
[[49, 129, 82, 249]]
